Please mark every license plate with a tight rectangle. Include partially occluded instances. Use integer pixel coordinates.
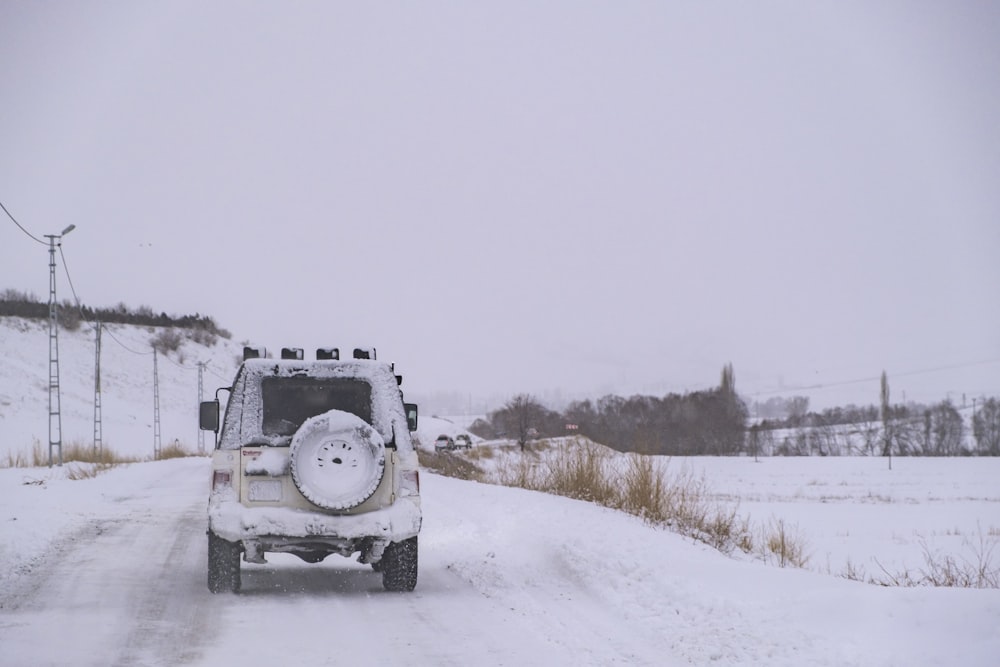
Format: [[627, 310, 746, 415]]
[[248, 480, 282, 502]]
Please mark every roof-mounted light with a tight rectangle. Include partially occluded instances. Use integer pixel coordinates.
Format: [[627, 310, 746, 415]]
[[243, 346, 266, 361], [353, 347, 376, 360], [316, 348, 340, 360], [281, 347, 304, 360]]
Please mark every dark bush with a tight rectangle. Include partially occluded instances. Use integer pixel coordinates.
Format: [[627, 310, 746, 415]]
[[0, 293, 231, 340]]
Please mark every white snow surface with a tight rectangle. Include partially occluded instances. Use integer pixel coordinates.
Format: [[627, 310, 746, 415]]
[[242, 447, 289, 477], [0, 316, 243, 459], [1, 457, 998, 666], [1, 318, 999, 665]]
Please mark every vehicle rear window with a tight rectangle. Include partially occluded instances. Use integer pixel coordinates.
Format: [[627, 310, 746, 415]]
[[261, 377, 372, 437]]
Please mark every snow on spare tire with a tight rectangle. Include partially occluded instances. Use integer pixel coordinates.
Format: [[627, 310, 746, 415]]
[[289, 409, 386, 510]]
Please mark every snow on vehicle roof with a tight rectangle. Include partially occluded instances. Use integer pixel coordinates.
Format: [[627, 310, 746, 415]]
[[220, 358, 415, 457]]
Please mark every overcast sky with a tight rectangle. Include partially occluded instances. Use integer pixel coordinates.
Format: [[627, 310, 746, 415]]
[[2, 1, 999, 411]]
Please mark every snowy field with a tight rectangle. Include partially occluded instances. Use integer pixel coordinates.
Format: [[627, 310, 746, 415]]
[[418, 415, 1000, 585], [1, 319, 999, 665], [1, 456, 998, 666], [684, 455, 1000, 582]]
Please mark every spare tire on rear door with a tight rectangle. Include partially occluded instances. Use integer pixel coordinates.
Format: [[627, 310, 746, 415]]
[[289, 409, 386, 510]]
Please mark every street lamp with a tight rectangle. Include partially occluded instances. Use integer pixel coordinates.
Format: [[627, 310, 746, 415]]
[[44, 224, 77, 467]]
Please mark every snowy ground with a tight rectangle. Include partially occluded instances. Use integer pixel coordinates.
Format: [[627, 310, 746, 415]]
[[425, 422, 1000, 585], [2, 319, 999, 665], [1, 456, 998, 666], [683, 455, 1000, 581]]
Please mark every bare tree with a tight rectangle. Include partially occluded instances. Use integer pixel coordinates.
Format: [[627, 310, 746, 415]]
[[853, 409, 880, 456], [928, 400, 964, 455], [786, 396, 810, 426], [496, 394, 546, 452], [973, 397, 1000, 456]]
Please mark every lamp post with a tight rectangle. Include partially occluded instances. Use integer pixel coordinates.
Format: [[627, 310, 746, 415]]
[[44, 224, 75, 467]]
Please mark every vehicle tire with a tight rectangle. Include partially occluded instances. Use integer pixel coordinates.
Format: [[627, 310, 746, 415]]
[[381, 536, 418, 592], [208, 531, 241, 594], [290, 409, 385, 510]]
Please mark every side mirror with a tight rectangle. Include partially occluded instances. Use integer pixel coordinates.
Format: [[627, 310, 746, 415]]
[[404, 403, 418, 432], [200, 400, 220, 432]]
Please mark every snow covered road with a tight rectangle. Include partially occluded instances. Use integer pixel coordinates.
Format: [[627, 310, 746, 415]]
[[0, 461, 214, 666], [1, 458, 998, 666]]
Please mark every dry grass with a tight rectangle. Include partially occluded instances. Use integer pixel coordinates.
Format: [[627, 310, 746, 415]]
[[2, 440, 41, 468], [843, 532, 999, 589], [476, 439, 780, 564], [417, 448, 485, 482], [544, 441, 616, 505], [465, 445, 495, 460], [66, 463, 115, 480], [493, 452, 543, 489], [1, 438, 202, 479], [156, 442, 191, 460], [616, 453, 669, 522], [761, 518, 810, 568], [66, 442, 141, 465]]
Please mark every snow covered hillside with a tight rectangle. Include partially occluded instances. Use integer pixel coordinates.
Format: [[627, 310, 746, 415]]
[[0, 316, 242, 460]]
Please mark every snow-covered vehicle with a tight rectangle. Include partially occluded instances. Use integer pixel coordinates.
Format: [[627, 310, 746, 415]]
[[200, 346, 422, 594], [433, 434, 455, 451], [434, 434, 472, 451]]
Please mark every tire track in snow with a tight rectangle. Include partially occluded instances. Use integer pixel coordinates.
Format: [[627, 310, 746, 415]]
[[109, 503, 211, 667], [0, 460, 214, 667]]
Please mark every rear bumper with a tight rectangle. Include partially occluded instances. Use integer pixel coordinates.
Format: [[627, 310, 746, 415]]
[[208, 494, 422, 546]]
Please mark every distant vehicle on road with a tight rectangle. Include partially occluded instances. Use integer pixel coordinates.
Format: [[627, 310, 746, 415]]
[[434, 434, 455, 451]]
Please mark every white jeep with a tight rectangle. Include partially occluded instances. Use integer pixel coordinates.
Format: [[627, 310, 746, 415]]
[[201, 346, 422, 593]]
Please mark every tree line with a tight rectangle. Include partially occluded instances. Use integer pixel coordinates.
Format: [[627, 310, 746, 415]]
[[472, 364, 748, 456], [470, 364, 1000, 457], [0, 288, 231, 342]]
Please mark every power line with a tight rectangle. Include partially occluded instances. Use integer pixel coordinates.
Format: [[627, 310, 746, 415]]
[[1, 199, 47, 245], [101, 323, 154, 356], [158, 351, 235, 387], [750, 357, 1000, 398], [158, 350, 197, 371], [57, 244, 93, 326], [53, 253, 231, 371], [205, 364, 231, 383]]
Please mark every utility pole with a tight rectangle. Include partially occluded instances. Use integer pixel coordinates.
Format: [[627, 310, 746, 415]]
[[153, 346, 162, 459], [44, 224, 75, 467], [880, 370, 892, 471], [197, 361, 206, 454], [93, 322, 103, 457]]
